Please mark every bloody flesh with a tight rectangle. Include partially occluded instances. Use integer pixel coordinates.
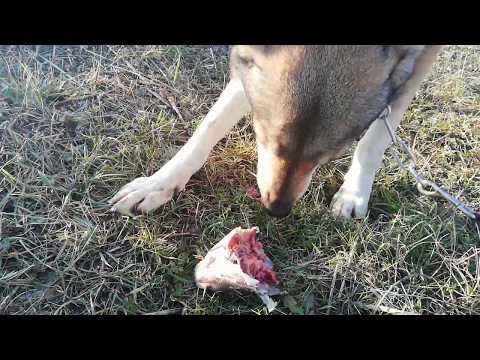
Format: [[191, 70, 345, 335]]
[[227, 230, 278, 286], [246, 186, 261, 200]]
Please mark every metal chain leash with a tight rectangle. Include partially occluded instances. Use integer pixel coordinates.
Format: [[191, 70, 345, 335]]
[[378, 106, 480, 224]]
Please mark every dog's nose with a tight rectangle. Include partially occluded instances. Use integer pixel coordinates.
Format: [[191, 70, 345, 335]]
[[264, 198, 292, 218]]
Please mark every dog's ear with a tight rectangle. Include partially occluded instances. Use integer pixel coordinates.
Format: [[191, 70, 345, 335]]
[[386, 45, 426, 92]]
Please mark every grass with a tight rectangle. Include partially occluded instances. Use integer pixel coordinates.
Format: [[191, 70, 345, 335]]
[[0, 45, 479, 315]]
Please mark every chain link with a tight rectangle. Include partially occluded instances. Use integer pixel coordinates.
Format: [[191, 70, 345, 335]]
[[379, 106, 480, 224]]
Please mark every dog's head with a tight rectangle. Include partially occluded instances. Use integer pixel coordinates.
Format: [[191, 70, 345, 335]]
[[230, 45, 428, 217]]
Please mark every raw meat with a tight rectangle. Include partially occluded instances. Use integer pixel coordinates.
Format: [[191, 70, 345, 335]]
[[246, 186, 261, 201], [194, 227, 280, 312]]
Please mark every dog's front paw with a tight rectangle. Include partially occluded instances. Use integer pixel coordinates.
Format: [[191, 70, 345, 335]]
[[109, 175, 184, 216], [330, 187, 369, 220]]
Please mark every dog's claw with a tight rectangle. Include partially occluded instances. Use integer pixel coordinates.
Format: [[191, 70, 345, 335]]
[[109, 175, 185, 217], [330, 187, 369, 220]]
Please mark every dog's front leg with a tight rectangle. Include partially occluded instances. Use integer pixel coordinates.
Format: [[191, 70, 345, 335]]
[[330, 104, 406, 219], [110, 78, 251, 216]]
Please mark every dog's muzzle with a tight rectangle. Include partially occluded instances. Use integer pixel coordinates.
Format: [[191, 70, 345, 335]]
[[263, 197, 293, 218]]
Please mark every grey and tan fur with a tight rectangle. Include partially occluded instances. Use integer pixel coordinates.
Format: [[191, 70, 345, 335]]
[[109, 45, 443, 219]]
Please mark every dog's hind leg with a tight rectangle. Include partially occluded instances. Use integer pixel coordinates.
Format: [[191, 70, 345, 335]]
[[331, 46, 443, 219], [110, 78, 251, 216]]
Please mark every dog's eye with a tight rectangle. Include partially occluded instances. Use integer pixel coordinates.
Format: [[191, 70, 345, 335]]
[[381, 45, 391, 56], [239, 56, 256, 69]]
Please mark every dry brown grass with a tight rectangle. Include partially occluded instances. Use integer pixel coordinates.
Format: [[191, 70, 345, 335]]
[[1, 45, 479, 314]]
